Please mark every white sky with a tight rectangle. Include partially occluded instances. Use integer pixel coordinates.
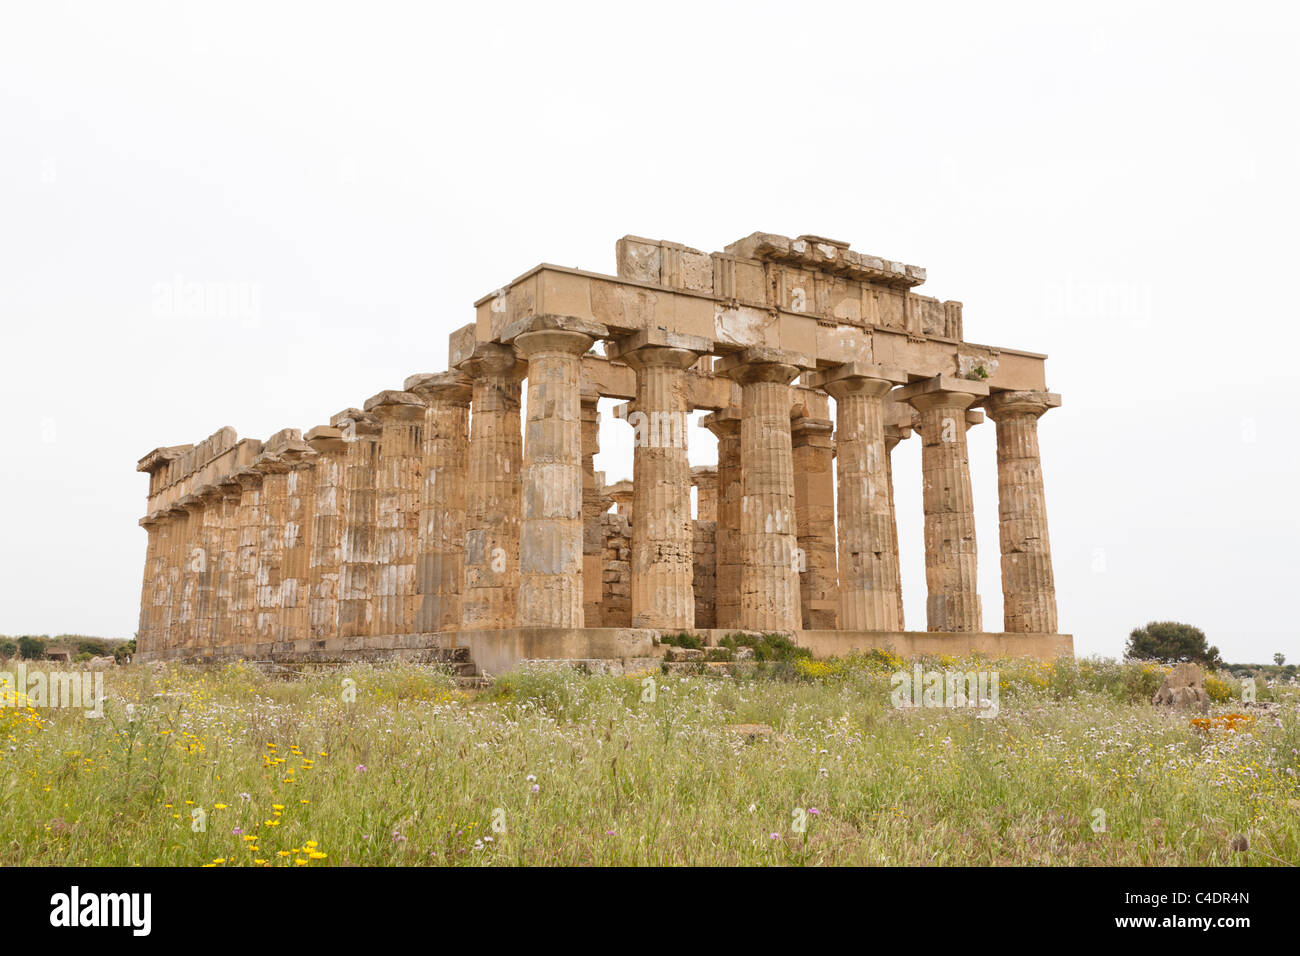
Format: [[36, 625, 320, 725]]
[[2, 1, 1297, 663]]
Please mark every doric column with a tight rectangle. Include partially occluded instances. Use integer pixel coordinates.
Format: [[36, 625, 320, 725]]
[[811, 363, 908, 631], [175, 494, 203, 654], [790, 414, 839, 630], [215, 478, 243, 651], [405, 372, 473, 633], [897, 374, 989, 632], [883, 422, 913, 629], [255, 455, 291, 647], [717, 347, 813, 632], [305, 425, 348, 641], [334, 407, 382, 639], [232, 470, 262, 651], [196, 485, 225, 658], [509, 317, 606, 627], [136, 513, 163, 656], [580, 388, 607, 627], [983, 390, 1062, 633], [273, 433, 316, 647], [456, 342, 525, 630], [363, 391, 425, 638], [701, 408, 742, 630], [607, 329, 709, 630]]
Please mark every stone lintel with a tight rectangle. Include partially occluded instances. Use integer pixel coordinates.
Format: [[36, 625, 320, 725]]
[[448, 322, 480, 370], [498, 313, 609, 345]]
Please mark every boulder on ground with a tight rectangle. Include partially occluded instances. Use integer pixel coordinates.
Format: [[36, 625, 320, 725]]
[[1152, 662, 1210, 712]]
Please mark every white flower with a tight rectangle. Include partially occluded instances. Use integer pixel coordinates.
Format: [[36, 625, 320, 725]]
[[525, 773, 537, 782]]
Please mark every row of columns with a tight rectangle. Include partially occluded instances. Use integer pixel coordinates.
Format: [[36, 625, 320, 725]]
[[138, 320, 1059, 655]]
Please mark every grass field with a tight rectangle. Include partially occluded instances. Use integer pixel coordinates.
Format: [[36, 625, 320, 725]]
[[2, 655, 1297, 866]]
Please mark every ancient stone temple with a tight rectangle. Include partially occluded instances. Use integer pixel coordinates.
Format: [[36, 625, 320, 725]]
[[136, 231, 1071, 672]]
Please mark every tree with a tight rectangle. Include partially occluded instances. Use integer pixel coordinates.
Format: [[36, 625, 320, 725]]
[[1275, 652, 1286, 667], [0, 638, 16, 660], [114, 639, 136, 664], [16, 636, 45, 660], [1125, 621, 1222, 667], [77, 640, 108, 658]]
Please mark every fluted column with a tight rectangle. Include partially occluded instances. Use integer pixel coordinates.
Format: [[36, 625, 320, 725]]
[[406, 372, 473, 633], [790, 415, 839, 629], [232, 470, 262, 651], [984, 390, 1061, 633], [196, 486, 224, 658], [457, 343, 525, 630], [702, 408, 742, 630], [137, 514, 163, 656], [255, 456, 291, 647], [717, 348, 810, 632], [175, 495, 202, 654], [279, 440, 317, 647], [215, 478, 243, 651], [812, 363, 907, 631], [580, 388, 607, 627], [513, 321, 603, 627], [305, 425, 347, 641], [898, 374, 989, 632], [364, 392, 425, 637], [883, 423, 912, 629], [608, 330, 708, 630], [335, 408, 382, 639]]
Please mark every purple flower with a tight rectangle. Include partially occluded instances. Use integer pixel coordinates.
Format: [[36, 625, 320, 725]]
[[355, 764, 367, 772], [232, 827, 243, 835], [808, 808, 820, 816], [531, 784, 540, 793], [769, 833, 779, 839]]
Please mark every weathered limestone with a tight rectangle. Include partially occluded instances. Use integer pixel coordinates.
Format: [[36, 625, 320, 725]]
[[691, 465, 718, 522], [405, 372, 473, 633], [364, 392, 425, 637], [334, 408, 382, 639], [790, 413, 838, 629], [508, 317, 606, 627], [811, 363, 908, 631], [984, 390, 1061, 634], [1152, 662, 1210, 712], [579, 388, 607, 627], [305, 426, 347, 641], [233, 470, 263, 649], [457, 342, 525, 631], [717, 348, 812, 632], [897, 374, 989, 632], [136, 228, 1069, 670], [701, 408, 742, 630], [608, 328, 710, 630]]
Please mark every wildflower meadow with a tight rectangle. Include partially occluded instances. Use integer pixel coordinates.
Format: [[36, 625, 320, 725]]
[[2, 656, 1296, 866]]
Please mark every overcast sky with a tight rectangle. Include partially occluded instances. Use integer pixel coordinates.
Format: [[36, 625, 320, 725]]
[[2, 1, 1297, 662]]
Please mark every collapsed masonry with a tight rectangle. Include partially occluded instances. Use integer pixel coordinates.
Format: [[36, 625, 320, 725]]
[[136, 231, 1071, 672]]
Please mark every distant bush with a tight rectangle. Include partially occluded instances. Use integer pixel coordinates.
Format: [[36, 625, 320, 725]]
[[1126, 621, 1222, 668]]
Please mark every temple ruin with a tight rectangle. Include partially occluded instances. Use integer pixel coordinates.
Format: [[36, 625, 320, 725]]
[[135, 231, 1071, 672]]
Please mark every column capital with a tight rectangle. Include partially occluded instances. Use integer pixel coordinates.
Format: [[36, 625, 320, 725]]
[[806, 362, 907, 400], [405, 371, 473, 406], [500, 314, 608, 359], [700, 406, 742, 438], [690, 464, 718, 492], [790, 415, 834, 447], [305, 425, 347, 455], [606, 328, 712, 371], [895, 373, 989, 414], [715, 346, 814, 387], [363, 390, 426, 421], [455, 340, 526, 383], [982, 389, 1062, 421]]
